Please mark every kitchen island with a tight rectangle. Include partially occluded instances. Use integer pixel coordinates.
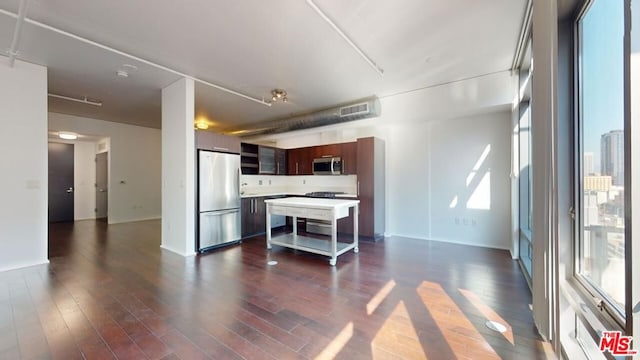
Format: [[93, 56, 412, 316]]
[[264, 197, 359, 266]]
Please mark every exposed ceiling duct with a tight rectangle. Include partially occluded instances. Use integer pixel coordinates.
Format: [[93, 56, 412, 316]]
[[226, 97, 381, 138]]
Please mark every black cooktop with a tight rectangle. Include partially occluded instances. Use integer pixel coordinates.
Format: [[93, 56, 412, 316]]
[[305, 191, 346, 198]]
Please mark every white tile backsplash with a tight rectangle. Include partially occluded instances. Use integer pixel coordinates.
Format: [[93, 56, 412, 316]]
[[240, 175, 357, 195]]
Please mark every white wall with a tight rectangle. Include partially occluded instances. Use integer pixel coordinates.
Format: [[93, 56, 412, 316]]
[[49, 113, 161, 224], [427, 113, 511, 248], [250, 71, 514, 250], [0, 59, 48, 271]]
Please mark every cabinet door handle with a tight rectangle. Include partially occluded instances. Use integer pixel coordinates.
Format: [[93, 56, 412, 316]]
[[357, 181, 360, 196], [213, 146, 229, 152], [296, 162, 299, 175]]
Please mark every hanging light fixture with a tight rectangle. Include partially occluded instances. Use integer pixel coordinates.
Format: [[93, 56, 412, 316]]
[[271, 89, 288, 103]]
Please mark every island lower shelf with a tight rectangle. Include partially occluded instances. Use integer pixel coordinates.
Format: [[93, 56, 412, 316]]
[[269, 233, 356, 257]]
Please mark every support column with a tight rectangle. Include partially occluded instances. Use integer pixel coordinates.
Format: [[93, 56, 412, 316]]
[[161, 78, 196, 256], [0, 58, 48, 271]]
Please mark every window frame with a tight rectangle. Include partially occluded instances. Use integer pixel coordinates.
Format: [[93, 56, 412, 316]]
[[570, 0, 632, 338]]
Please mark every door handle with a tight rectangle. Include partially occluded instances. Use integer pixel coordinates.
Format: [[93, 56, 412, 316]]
[[66, 187, 74, 193]]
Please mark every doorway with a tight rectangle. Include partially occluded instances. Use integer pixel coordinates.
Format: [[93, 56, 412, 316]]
[[95, 152, 108, 220], [48, 142, 74, 222]]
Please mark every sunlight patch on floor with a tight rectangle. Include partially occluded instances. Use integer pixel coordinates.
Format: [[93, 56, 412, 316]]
[[314, 322, 353, 360], [417, 281, 500, 359], [366, 279, 396, 315], [370, 300, 427, 359], [459, 288, 514, 345]]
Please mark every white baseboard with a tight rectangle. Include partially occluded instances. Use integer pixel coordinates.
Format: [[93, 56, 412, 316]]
[[387, 232, 511, 251], [108, 215, 161, 225], [160, 245, 196, 257], [0, 259, 50, 273]]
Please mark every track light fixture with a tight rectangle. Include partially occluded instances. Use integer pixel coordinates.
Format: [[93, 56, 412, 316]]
[[271, 89, 288, 103]]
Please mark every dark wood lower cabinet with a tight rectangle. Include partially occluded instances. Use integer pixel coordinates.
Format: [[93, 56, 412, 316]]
[[241, 197, 265, 238]]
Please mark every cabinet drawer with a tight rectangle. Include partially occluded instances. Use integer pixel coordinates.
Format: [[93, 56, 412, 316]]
[[286, 207, 307, 218], [306, 208, 333, 221], [268, 205, 308, 218], [269, 205, 289, 216]]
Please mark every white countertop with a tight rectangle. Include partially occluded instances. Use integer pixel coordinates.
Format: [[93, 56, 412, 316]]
[[264, 197, 359, 209], [241, 192, 357, 199]]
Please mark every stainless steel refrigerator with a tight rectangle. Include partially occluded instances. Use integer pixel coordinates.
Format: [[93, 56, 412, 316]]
[[198, 150, 241, 252]]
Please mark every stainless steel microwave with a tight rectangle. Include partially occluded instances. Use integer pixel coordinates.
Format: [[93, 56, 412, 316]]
[[313, 157, 342, 175]]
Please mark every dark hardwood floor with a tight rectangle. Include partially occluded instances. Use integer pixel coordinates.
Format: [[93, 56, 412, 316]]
[[0, 220, 552, 359]]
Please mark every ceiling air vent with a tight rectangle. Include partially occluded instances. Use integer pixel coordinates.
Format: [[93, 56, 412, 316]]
[[226, 97, 381, 138], [340, 103, 369, 117]]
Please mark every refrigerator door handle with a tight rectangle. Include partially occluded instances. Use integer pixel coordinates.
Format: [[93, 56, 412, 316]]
[[203, 209, 238, 216]]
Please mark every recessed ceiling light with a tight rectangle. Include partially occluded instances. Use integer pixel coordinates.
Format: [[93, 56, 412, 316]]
[[195, 118, 209, 130], [58, 132, 78, 140]]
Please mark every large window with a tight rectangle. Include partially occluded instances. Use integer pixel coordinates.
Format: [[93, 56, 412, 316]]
[[518, 39, 533, 280], [576, 0, 626, 319]]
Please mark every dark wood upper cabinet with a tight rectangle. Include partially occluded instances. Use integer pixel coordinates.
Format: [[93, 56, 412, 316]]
[[241, 143, 287, 175], [313, 144, 342, 159], [240, 143, 259, 174], [258, 146, 276, 174], [275, 148, 287, 175], [341, 142, 357, 175], [287, 148, 300, 175], [195, 130, 240, 153], [287, 147, 312, 175]]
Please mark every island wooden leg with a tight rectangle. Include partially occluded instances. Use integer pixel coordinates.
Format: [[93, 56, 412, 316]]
[[353, 204, 359, 253], [266, 204, 272, 250], [292, 216, 298, 247], [330, 217, 337, 266]]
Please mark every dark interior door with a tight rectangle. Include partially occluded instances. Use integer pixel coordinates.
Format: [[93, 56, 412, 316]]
[[48, 142, 74, 222], [95, 152, 108, 219]]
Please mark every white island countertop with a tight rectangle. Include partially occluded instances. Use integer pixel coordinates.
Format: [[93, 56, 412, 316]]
[[242, 192, 358, 199], [263, 197, 359, 209]]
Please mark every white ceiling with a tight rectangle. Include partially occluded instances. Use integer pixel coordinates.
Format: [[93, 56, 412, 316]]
[[0, 0, 526, 131]]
